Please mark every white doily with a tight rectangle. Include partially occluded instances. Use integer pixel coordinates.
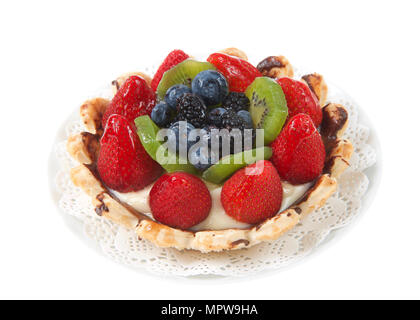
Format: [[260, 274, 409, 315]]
[[52, 61, 376, 277]]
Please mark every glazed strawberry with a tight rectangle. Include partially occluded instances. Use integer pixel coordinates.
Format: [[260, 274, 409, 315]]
[[221, 160, 283, 224], [270, 113, 325, 185], [150, 49, 189, 92], [207, 53, 262, 92], [97, 114, 162, 193], [149, 172, 212, 229], [102, 75, 156, 128], [276, 77, 322, 127]]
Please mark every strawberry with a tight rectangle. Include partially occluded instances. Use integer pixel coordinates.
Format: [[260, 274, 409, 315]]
[[207, 53, 262, 92], [102, 75, 156, 129], [276, 77, 322, 127], [149, 172, 212, 229], [97, 114, 162, 193], [270, 113, 326, 185], [150, 49, 189, 92], [221, 160, 283, 224]]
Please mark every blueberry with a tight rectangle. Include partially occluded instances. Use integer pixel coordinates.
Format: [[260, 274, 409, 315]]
[[189, 145, 217, 170], [208, 107, 227, 127], [151, 102, 173, 127], [165, 84, 192, 110], [167, 121, 197, 156], [192, 70, 228, 106], [237, 110, 253, 129]]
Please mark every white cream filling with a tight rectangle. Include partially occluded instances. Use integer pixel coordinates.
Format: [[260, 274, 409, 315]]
[[112, 179, 312, 231]]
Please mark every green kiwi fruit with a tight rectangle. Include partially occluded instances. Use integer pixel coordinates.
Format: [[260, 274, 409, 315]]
[[134, 115, 198, 175], [245, 77, 288, 145], [156, 59, 216, 99], [201, 147, 272, 184]]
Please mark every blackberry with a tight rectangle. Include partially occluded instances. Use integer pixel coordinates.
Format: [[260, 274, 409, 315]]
[[221, 109, 246, 131], [223, 92, 250, 112], [176, 93, 208, 128]]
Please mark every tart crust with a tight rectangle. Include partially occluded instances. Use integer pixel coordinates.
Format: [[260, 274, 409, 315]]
[[66, 68, 353, 252]]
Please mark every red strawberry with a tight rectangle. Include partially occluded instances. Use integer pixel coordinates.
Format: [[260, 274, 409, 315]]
[[221, 160, 283, 224], [97, 114, 162, 193], [270, 113, 326, 185], [207, 53, 262, 92], [102, 75, 156, 129], [149, 172, 211, 229], [276, 77, 322, 127], [150, 49, 189, 92]]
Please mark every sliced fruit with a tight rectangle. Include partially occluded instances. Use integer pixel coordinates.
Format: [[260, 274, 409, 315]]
[[245, 77, 288, 145], [151, 49, 189, 92], [156, 59, 216, 100], [202, 147, 272, 184], [134, 115, 198, 175], [207, 53, 261, 92]]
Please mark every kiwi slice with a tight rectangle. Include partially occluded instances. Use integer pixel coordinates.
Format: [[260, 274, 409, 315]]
[[134, 116, 198, 175], [157, 59, 216, 100], [202, 147, 272, 184], [245, 77, 288, 145]]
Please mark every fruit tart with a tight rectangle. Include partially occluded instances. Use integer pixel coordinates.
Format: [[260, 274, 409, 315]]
[[67, 48, 353, 252]]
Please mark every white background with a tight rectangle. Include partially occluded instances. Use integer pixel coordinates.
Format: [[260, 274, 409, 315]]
[[1, 0, 419, 299]]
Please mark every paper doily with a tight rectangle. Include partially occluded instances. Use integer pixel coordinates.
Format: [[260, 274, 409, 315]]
[[52, 60, 376, 277]]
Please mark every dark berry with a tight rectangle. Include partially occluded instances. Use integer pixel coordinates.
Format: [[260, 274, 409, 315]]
[[176, 93, 208, 128], [221, 109, 246, 131], [165, 84, 192, 110], [192, 70, 228, 106], [237, 110, 253, 129], [189, 145, 217, 170], [208, 107, 227, 128], [223, 92, 250, 112], [167, 121, 197, 155], [150, 102, 173, 127]]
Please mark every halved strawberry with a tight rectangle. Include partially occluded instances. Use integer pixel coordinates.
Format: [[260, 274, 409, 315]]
[[207, 53, 262, 92], [221, 160, 283, 224], [150, 49, 189, 92], [276, 77, 322, 127], [149, 172, 212, 229], [102, 75, 156, 129], [97, 114, 162, 193], [270, 113, 325, 185]]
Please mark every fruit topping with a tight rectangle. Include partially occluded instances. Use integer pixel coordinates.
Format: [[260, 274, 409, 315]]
[[237, 110, 253, 129], [102, 75, 156, 128], [150, 102, 173, 127], [134, 116, 198, 174], [221, 160, 283, 224], [208, 107, 227, 127], [221, 109, 246, 131], [150, 172, 212, 229], [164, 84, 192, 111], [175, 93, 208, 128], [191, 70, 228, 106], [207, 53, 262, 92], [270, 113, 326, 184], [97, 114, 162, 193], [157, 59, 216, 100], [151, 49, 189, 92], [222, 92, 250, 112], [276, 77, 322, 127], [167, 121, 197, 154], [202, 147, 272, 184], [245, 77, 288, 145]]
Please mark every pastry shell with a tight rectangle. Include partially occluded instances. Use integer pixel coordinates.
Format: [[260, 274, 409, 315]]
[[67, 87, 353, 252]]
